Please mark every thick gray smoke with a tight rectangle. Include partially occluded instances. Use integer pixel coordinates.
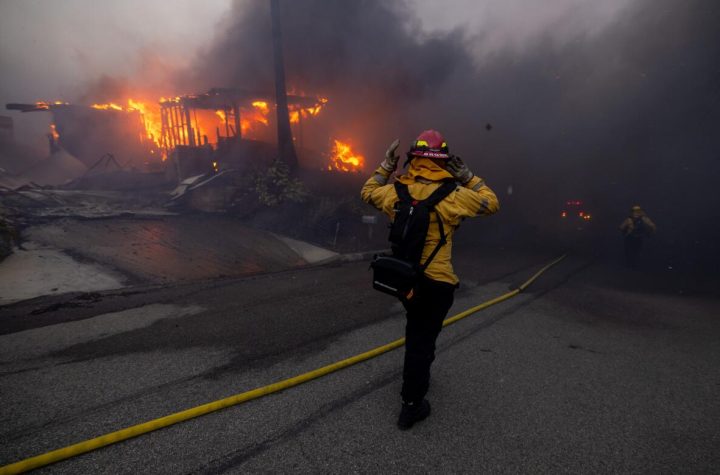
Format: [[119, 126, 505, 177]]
[[187, 1, 474, 156], [190, 0, 720, 267]]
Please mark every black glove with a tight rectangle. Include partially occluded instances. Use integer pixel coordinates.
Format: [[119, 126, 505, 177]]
[[446, 155, 474, 184]]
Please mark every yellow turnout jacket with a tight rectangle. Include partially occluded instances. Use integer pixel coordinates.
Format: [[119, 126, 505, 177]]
[[361, 163, 499, 285]]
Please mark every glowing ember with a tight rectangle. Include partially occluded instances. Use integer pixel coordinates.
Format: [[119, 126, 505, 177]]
[[49, 123, 59, 140], [328, 139, 364, 172], [34, 101, 67, 110]]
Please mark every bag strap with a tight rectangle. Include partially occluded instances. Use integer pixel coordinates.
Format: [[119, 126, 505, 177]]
[[394, 182, 412, 203], [420, 212, 446, 271], [421, 181, 457, 208], [419, 182, 454, 270], [393, 181, 456, 206]]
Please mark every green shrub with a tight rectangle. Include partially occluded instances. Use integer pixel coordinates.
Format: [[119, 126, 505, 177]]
[[252, 159, 308, 207]]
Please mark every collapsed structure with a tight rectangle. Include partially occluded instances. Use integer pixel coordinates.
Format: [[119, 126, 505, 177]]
[[7, 101, 156, 170]]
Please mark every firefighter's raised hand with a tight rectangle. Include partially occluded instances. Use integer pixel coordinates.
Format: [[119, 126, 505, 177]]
[[446, 154, 474, 184], [381, 139, 401, 172]]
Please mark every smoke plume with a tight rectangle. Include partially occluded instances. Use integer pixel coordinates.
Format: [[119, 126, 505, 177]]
[[186, 0, 720, 266]]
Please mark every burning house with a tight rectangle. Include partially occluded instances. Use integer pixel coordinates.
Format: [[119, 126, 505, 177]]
[[4, 0, 367, 187], [5, 88, 361, 183], [157, 88, 329, 180]]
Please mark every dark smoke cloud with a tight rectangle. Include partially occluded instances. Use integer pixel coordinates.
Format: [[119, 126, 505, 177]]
[[189, 0, 720, 267], [186, 0, 474, 156]]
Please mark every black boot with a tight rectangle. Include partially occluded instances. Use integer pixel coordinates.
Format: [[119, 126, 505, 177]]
[[397, 399, 431, 430]]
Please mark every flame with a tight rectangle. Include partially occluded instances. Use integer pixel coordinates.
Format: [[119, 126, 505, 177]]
[[248, 101, 270, 128], [91, 102, 123, 111], [85, 95, 324, 145], [190, 102, 273, 139], [252, 101, 269, 114], [289, 98, 327, 124], [50, 123, 59, 140], [33, 93, 328, 164], [35, 101, 67, 110], [328, 139, 364, 172], [87, 99, 164, 157], [191, 109, 227, 143], [127, 99, 162, 146], [237, 102, 270, 134]]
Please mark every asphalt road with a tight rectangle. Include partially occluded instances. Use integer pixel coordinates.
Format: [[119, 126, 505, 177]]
[[1, 248, 718, 473]]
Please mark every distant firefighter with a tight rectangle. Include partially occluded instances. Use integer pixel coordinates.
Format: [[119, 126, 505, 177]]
[[619, 205, 656, 267]]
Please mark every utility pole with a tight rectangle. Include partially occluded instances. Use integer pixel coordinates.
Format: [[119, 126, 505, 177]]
[[270, 0, 298, 171]]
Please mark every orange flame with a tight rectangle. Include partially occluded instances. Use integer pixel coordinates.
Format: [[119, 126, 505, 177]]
[[36, 93, 328, 163], [88, 99, 163, 150], [35, 101, 67, 110], [252, 101, 269, 114], [247, 101, 270, 128], [91, 102, 123, 111], [328, 139, 364, 172], [127, 99, 162, 146], [289, 97, 328, 124]]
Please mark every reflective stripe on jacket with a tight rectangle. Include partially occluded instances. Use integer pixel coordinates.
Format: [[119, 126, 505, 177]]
[[361, 166, 499, 285]]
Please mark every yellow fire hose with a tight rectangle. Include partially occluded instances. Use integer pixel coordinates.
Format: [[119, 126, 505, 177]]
[[0, 254, 565, 474]]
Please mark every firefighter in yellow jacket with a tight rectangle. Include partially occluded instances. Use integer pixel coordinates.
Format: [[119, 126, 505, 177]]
[[361, 129, 499, 429]]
